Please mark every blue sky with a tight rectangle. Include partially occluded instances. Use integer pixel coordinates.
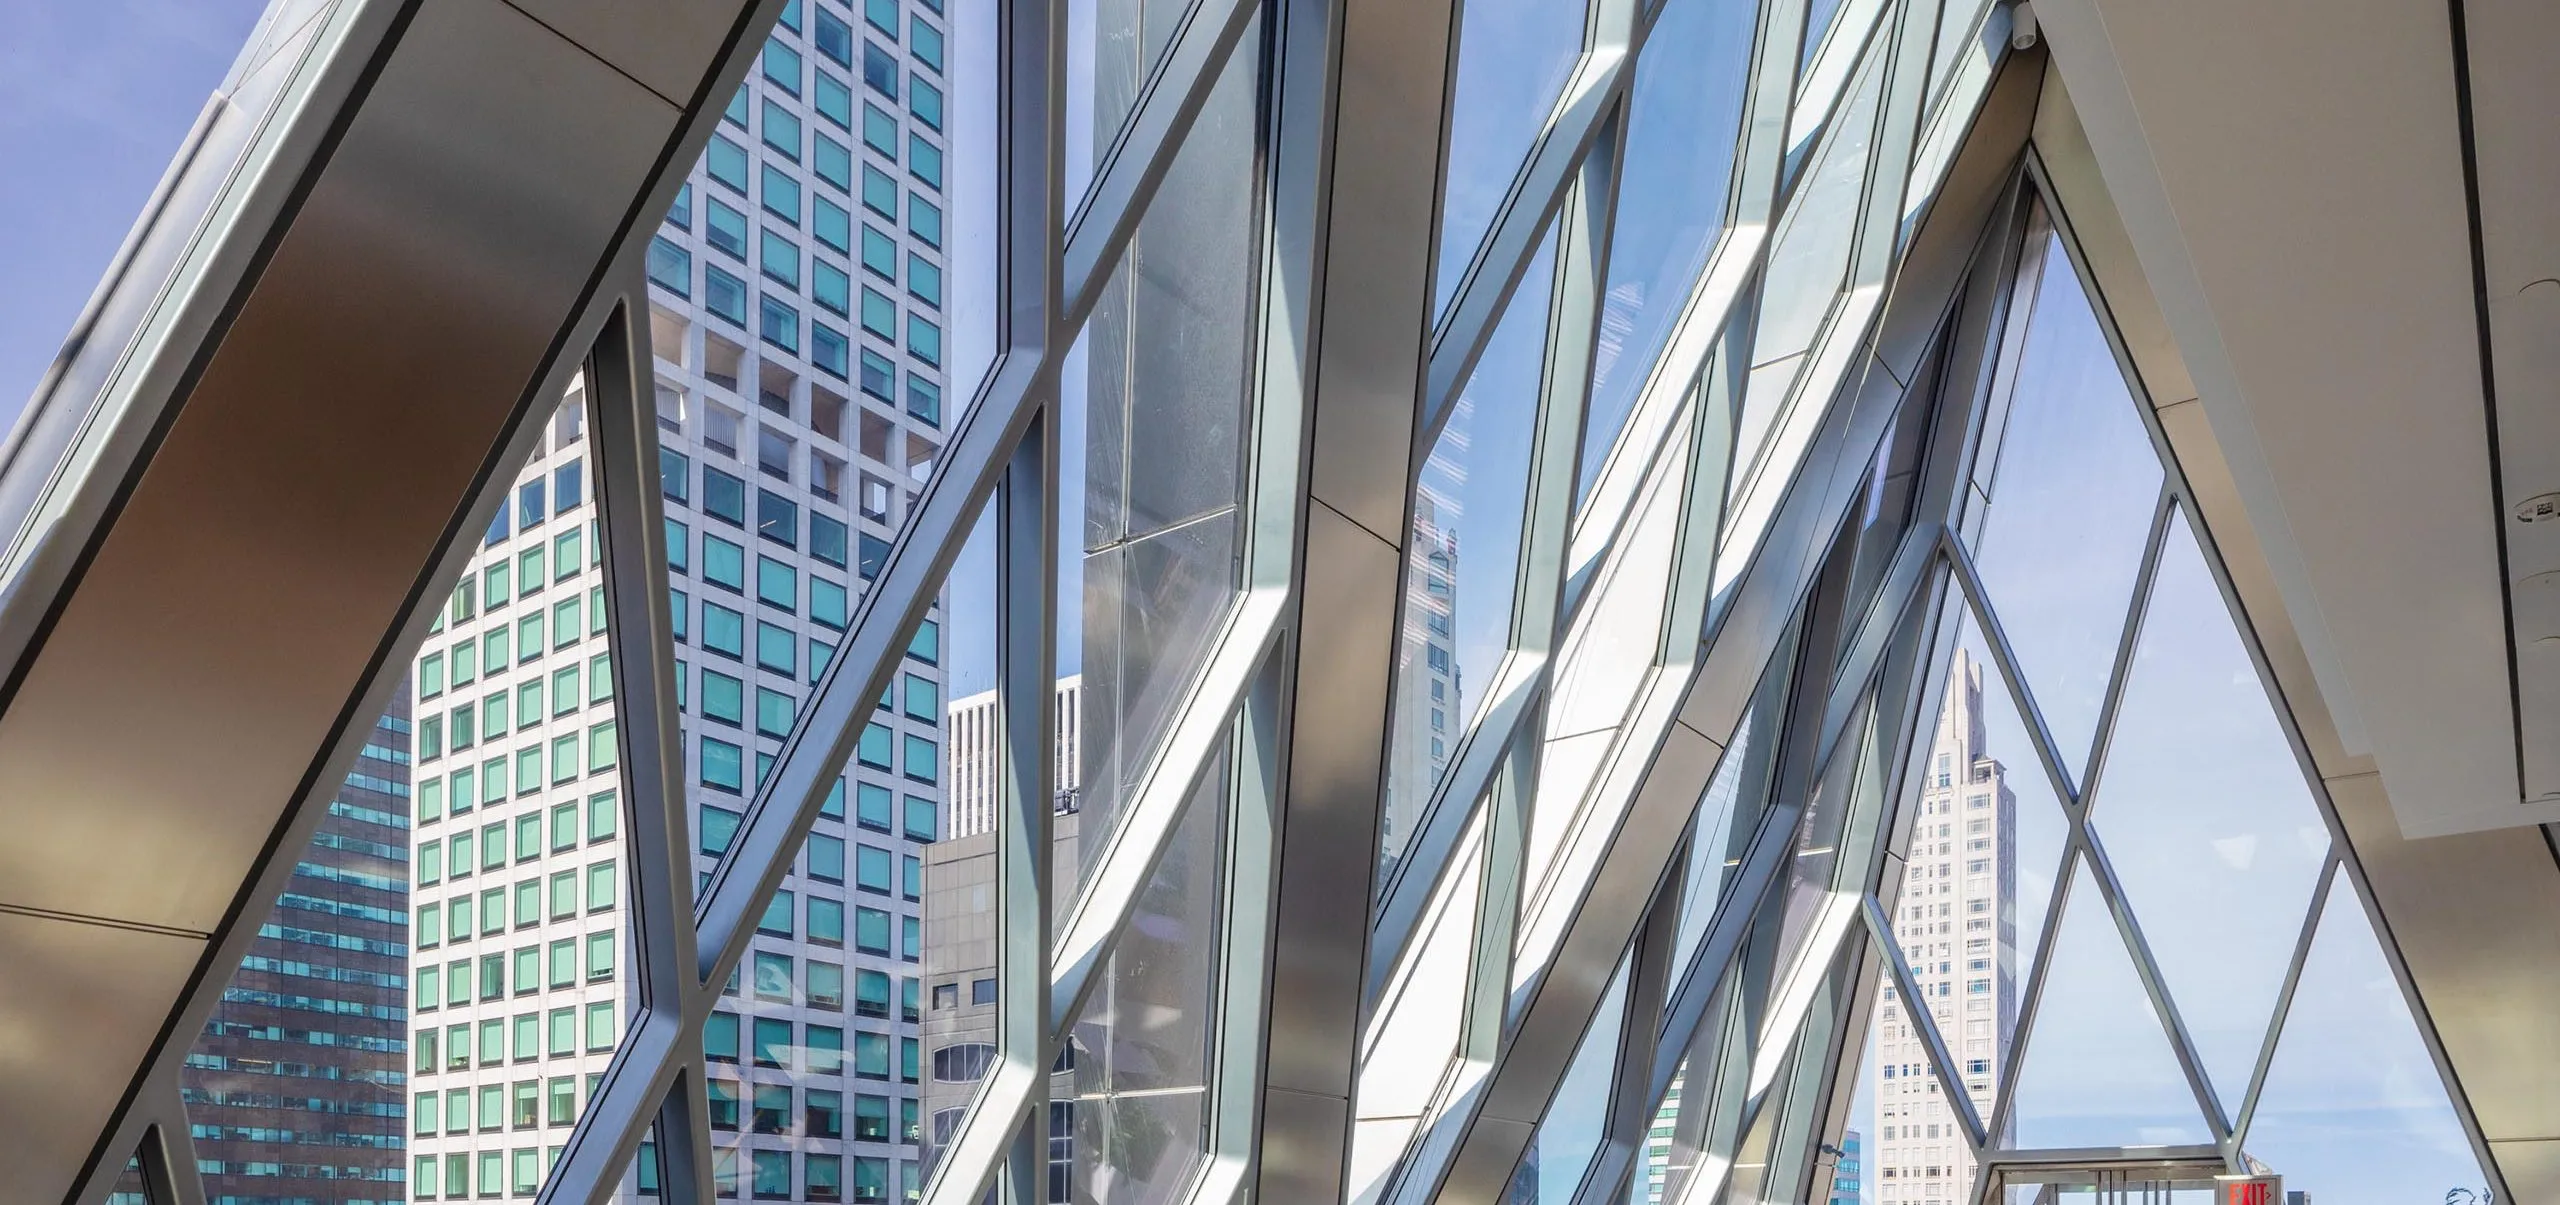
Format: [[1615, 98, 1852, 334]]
[[0, 0, 270, 427]]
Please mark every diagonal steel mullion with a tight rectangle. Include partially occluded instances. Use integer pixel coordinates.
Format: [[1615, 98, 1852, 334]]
[[134, 1083, 206, 1205], [1364, 81, 1627, 1016], [574, 270, 715, 1205], [2065, 484, 2175, 807], [2226, 852, 2336, 1161], [1567, 835, 1689, 1205], [1861, 895, 1988, 1150], [2073, 823, 2234, 1145], [1943, 531, 2085, 815], [1976, 839, 2084, 1154], [992, 406, 1060, 1205], [1419, 0, 1641, 450], [1562, 0, 1810, 596], [1061, 0, 1262, 325], [1046, 598, 1281, 1036]]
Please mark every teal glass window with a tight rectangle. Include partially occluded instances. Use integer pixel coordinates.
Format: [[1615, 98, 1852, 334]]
[[906, 313, 941, 366], [909, 76, 942, 129], [811, 576, 848, 630], [647, 236, 691, 296], [814, 133, 853, 192], [757, 688, 796, 738], [861, 165, 897, 217], [813, 195, 852, 254], [702, 670, 744, 726], [908, 135, 941, 188], [705, 196, 747, 259], [761, 99, 802, 162], [703, 737, 745, 793], [760, 294, 801, 354], [907, 254, 941, 307], [860, 225, 897, 280], [813, 260, 851, 316], [861, 103, 898, 158], [911, 18, 943, 71], [704, 534, 746, 593], [761, 39, 802, 96], [908, 193, 942, 247], [757, 622, 798, 675], [757, 556, 798, 610], [761, 165, 801, 226], [760, 229, 800, 290], [860, 287, 896, 342], [705, 133, 749, 193], [704, 265, 749, 327], [812, 322, 849, 379], [815, 71, 854, 130], [703, 602, 746, 659]]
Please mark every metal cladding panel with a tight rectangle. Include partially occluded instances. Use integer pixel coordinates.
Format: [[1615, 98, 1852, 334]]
[[0, 912, 202, 1205], [0, 0, 675, 936]]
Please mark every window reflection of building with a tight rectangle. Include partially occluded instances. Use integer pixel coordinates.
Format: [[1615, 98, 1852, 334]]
[[1871, 650, 2016, 1204]]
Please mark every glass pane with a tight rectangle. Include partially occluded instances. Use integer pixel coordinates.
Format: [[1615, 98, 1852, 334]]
[[916, 507, 1008, 1182], [2243, 877, 2489, 1202], [1725, 43, 1884, 511], [1348, 808, 1488, 1202], [1062, 20, 1262, 899], [1831, 1002, 1875, 1205], [1924, 605, 2069, 1045], [1381, 231, 1556, 883], [106, 1155, 149, 1205], [1864, 925, 1981, 1205], [1580, 0, 1762, 502], [1965, 230, 2161, 786], [1506, 956, 1629, 1204], [2089, 509, 2329, 1114], [1430, 0, 1585, 318], [1669, 700, 1776, 976], [181, 700, 413, 1201], [1064, 0, 1197, 217], [1066, 743, 1229, 1205], [2004, 858, 2209, 1149]]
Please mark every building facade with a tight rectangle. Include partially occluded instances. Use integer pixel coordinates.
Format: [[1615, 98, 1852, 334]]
[[183, 702, 414, 1203], [1382, 493, 1462, 873], [1871, 650, 2017, 1203], [406, 0, 958, 1196]]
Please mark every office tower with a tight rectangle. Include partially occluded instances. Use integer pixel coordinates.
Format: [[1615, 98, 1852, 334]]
[[1872, 650, 2017, 1203], [1827, 1130, 1863, 1205], [1383, 492, 1463, 870], [184, 702, 414, 1203], [406, 0, 958, 1197], [943, 678, 1084, 842]]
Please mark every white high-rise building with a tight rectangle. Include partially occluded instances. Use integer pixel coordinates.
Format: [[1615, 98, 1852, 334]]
[[404, 2, 959, 1199], [943, 677, 1082, 841], [1872, 649, 2018, 1204], [1382, 494, 1461, 870]]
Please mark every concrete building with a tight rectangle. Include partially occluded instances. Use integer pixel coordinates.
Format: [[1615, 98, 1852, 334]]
[[404, 0, 959, 1195], [1872, 650, 2017, 1203], [944, 678, 1083, 842]]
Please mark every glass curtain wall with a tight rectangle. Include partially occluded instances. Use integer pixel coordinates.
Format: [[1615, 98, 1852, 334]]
[[74, 0, 2504, 1202]]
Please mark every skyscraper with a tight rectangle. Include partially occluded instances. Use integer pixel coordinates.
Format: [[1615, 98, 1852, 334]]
[[1828, 1130, 1863, 1205], [184, 702, 413, 1203], [1872, 649, 2016, 1203], [405, 0, 958, 1195], [1383, 493, 1462, 870]]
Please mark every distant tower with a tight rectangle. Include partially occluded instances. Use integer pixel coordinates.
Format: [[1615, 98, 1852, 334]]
[[1871, 649, 2017, 1203], [1382, 473, 1464, 872]]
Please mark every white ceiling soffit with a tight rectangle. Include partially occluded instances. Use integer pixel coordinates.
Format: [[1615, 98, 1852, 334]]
[[2030, 0, 2559, 837]]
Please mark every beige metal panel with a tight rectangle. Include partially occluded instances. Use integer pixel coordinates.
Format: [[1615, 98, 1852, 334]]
[[0, 0, 675, 935], [2322, 770, 2560, 1152], [0, 912, 202, 1205], [501, 0, 751, 107], [2489, 1139, 2560, 1201], [2462, 0, 2560, 806]]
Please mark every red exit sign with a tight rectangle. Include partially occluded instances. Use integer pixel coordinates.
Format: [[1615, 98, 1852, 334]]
[[2217, 1175, 2281, 1205]]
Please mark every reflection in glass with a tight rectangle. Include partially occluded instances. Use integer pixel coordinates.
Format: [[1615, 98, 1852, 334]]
[[1349, 810, 1488, 1203], [1581, 0, 1761, 501], [1383, 232, 1555, 883], [1068, 749, 1228, 1205], [2244, 878, 2488, 1202], [1065, 0, 1194, 217], [1430, 0, 1585, 319], [2005, 860, 2207, 1149], [1966, 231, 2160, 786], [182, 702, 411, 1200], [2091, 510, 2329, 1113], [1064, 17, 1262, 895], [1506, 957, 1627, 1204]]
